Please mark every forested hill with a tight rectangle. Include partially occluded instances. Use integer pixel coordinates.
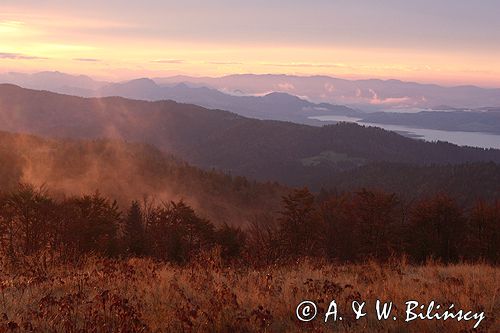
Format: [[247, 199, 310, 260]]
[[1, 84, 500, 187], [320, 162, 500, 205], [0, 131, 286, 224]]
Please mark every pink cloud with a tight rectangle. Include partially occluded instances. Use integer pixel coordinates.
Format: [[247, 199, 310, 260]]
[[276, 82, 295, 91], [368, 88, 413, 105]]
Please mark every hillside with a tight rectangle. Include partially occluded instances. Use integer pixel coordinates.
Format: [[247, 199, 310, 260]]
[[321, 162, 500, 205], [0, 131, 285, 224], [1, 84, 500, 188]]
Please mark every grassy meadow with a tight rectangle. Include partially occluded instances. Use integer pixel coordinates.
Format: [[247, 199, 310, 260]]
[[0, 254, 498, 332]]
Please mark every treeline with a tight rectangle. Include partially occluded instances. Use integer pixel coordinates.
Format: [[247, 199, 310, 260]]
[[277, 188, 499, 264], [0, 184, 244, 264], [0, 184, 498, 265]]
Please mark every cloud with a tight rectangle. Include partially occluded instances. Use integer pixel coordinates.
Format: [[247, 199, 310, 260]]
[[0, 52, 47, 60], [263, 62, 348, 69], [276, 82, 295, 91], [324, 82, 336, 93], [73, 58, 100, 62], [368, 88, 413, 105], [206, 61, 243, 65], [152, 59, 184, 64]]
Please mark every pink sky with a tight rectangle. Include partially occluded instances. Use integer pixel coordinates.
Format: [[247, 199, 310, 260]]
[[1, 1, 500, 87]]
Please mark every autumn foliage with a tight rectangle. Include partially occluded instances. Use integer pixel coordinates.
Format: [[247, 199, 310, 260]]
[[0, 184, 498, 266]]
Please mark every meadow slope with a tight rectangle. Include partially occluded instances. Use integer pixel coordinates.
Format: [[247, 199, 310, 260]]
[[1, 256, 498, 332]]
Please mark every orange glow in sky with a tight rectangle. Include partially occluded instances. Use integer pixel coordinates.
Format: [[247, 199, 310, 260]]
[[1, 1, 500, 87]]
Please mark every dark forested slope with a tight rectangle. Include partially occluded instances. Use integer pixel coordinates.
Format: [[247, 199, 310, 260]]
[[1, 84, 500, 187], [321, 162, 500, 205]]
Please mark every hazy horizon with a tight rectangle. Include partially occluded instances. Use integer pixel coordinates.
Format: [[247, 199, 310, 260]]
[[1, 3, 499, 332], [3, 70, 500, 91], [2, 1, 500, 87]]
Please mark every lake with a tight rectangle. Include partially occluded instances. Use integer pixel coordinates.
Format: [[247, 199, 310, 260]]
[[309, 115, 500, 150]]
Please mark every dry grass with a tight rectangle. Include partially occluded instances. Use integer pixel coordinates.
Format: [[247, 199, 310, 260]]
[[0, 254, 498, 332]]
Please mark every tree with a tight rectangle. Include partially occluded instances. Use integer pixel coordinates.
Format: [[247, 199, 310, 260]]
[[246, 213, 280, 266], [215, 223, 246, 261], [349, 189, 400, 260], [278, 188, 322, 258], [409, 194, 465, 263], [124, 201, 145, 256], [467, 200, 499, 263], [320, 194, 356, 261], [0, 184, 56, 256], [147, 200, 214, 263], [320, 190, 400, 262], [58, 193, 120, 256]]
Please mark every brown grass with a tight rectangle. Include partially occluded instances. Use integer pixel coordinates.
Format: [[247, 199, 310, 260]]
[[0, 254, 498, 332]]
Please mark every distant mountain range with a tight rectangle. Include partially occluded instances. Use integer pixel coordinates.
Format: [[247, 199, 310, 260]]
[[0, 71, 106, 96], [1, 71, 500, 135], [1, 84, 499, 190], [97, 78, 357, 124], [5, 71, 500, 110], [0, 72, 359, 125], [154, 73, 500, 109]]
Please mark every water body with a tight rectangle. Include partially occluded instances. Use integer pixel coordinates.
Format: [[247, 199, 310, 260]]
[[380, 108, 467, 113], [310, 115, 500, 150]]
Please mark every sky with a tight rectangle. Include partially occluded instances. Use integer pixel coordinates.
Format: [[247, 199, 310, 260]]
[[1, 0, 500, 86]]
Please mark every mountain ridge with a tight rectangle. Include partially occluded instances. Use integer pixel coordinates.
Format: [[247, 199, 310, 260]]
[[1, 84, 500, 189]]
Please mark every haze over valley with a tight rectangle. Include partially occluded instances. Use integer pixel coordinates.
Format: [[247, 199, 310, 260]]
[[2, 71, 500, 149], [2, 1, 500, 331]]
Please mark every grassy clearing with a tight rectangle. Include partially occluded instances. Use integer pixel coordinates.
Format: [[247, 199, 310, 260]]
[[0, 256, 498, 332]]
